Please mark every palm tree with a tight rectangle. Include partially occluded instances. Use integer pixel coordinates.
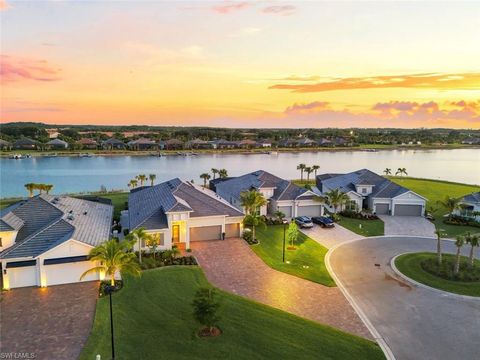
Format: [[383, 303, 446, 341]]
[[274, 210, 285, 223], [80, 239, 141, 286], [465, 232, 479, 268], [37, 183, 45, 194], [325, 189, 351, 213], [218, 169, 228, 178], [44, 184, 53, 195], [211, 168, 219, 180], [297, 163, 306, 181], [129, 179, 138, 189], [240, 189, 267, 215], [454, 235, 465, 275], [304, 166, 314, 182], [200, 173, 211, 187], [395, 167, 407, 176], [436, 196, 459, 217], [312, 165, 320, 177], [24, 183, 36, 197], [149, 174, 156, 186], [146, 233, 161, 259], [126, 227, 151, 264], [137, 174, 147, 187], [383, 168, 392, 176], [434, 229, 446, 265], [243, 212, 266, 243]]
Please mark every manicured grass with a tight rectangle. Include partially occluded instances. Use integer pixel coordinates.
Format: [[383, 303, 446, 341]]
[[97, 192, 128, 220], [390, 177, 480, 238], [338, 216, 384, 237], [395, 253, 480, 297], [80, 267, 384, 360], [253, 225, 335, 286], [0, 198, 21, 209]]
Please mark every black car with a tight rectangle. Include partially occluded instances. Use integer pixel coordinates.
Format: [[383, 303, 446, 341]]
[[311, 216, 335, 228]]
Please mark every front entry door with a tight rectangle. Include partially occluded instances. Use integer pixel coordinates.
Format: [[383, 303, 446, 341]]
[[172, 225, 180, 243]]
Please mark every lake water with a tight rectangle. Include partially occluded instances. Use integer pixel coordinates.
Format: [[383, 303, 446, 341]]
[[0, 149, 479, 198]]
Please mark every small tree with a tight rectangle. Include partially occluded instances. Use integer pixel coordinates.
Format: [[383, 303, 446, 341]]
[[287, 221, 299, 248], [465, 232, 479, 268], [146, 233, 161, 259], [383, 168, 392, 176], [149, 174, 156, 186], [434, 229, 446, 266], [200, 173, 211, 187], [192, 287, 221, 336], [274, 210, 285, 223], [218, 169, 228, 178], [454, 235, 465, 275], [211, 168, 219, 180]]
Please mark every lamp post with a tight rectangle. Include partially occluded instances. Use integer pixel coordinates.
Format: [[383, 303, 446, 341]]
[[104, 284, 116, 360], [282, 219, 288, 263]]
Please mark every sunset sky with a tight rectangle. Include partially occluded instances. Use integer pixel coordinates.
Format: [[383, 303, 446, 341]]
[[1, 0, 479, 128]]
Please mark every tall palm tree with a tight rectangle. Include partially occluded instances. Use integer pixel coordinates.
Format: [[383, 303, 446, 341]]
[[297, 163, 306, 181], [454, 235, 465, 275], [312, 165, 320, 177], [325, 189, 351, 213], [304, 166, 313, 182], [24, 183, 36, 197], [129, 179, 138, 189], [149, 174, 156, 186], [218, 169, 228, 178], [465, 232, 479, 268], [126, 227, 151, 263], [137, 174, 147, 187], [436, 196, 459, 217], [243, 212, 266, 243], [211, 168, 219, 180], [383, 168, 392, 176], [44, 184, 53, 195], [395, 167, 407, 176], [200, 173, 211, 187], [240, 189, 267, 215], [434, 229, 446, 265], [80, 239, 141, 286]]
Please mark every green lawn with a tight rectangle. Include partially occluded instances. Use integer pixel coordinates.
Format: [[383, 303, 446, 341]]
[[97, 192, 128, 220], [0, 198, 21, 209], [395, 253, 480, 297], [252, 225, 335, 286], [338, 216, 384, 237], [390, 177, 480, 238], [80, 267, 383, 360]]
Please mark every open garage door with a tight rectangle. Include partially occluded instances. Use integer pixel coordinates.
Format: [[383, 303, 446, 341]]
[[190, 225, 222, 241], [297, 205, 322, 217], [6, 261, 37, 288], [44, 256, 99, 286], [225, 223, 240, 238], [394, 204, 422, 216], [277, 206, 292, 218], [375, 203, 390, 215]]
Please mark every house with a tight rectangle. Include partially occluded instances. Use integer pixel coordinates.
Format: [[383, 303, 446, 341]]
[[165, 139, 184, 150], [257, 139, 273, 148], [215, 170, 323, 218], [158, 140, 166, 150], [0, 195, 113, 289], [76, 138, 98, 149], [315, 169, 426, 216], [46, 138, 69, 149], [210, 139, 237, 149], [236, 139, 257, 149], [278, 138, 298, 148], [318, 138, 333, 147], [12, 138, 41, 150], [296, 138, 317, 147], [185, 138, 213, 149], [102, 138, 126, 150], [454, 192, 480, 221], [127, 138, 158, 151], [0, 139, 12, 150], [125, 179, 244, 251], [462, 137, 480, 145]]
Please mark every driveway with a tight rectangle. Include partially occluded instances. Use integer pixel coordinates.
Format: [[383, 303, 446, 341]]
[[329, 236, 480, 360], [301, 223, 362, 248], [191, 238, 371, 339], [379, 215, 435, 237], [0, 282, 98, 360]]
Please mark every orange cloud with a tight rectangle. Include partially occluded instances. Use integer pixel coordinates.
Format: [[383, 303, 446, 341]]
[[285, 101, 329, 114], [211, 1, 251, 14], [0, 0, 10, 11], [270, 73, 480, 92], [261, 5, 296, 16], [0, 55, 61, 83]]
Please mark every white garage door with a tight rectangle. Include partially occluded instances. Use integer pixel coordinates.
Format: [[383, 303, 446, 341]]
[[190, 225, 222, 241], [278, 206, 292, 218], [7, 261, 37, 288], [394, 204, 423, 216], [225, 223, 240, 238], [44, 257, 99, 286], [297, 205, 322, 217]]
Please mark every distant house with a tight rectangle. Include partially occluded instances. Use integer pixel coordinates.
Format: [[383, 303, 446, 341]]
[[210, 139, 237, 149], [185, 138, 213, 149], [102, 138, 126, 150], [462, 138, 480, 145], [333, 138, 349, 147], [278, 138, 297, 148], [454, 192, 480, 221], [296, 138, 317, 147], [315, 169, 426, 216], [12, 138, 40, 150], [257, 139, 273, 148], [215, 170, 323, 218], [127, 138, 158, 151], [76, 138, 98, 150], [237, 139, 257, 149], [158, 140, 166, 150], [46, 138, 69, 149], [0, 139, 12, 150], [0, 195, 113, 289], [165, 139, 184, 150], [318, 138, 333, 147]]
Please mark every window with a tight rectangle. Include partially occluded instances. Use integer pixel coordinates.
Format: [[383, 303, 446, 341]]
[[346, 200, 358, 211], [362, 188, 367, 194]]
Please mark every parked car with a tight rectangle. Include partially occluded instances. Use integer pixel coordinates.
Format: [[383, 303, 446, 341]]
[[295, 216, 314, 228], [312, 216, 335, 228]]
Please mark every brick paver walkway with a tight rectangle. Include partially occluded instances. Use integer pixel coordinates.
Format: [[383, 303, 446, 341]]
[[0, 282, 98, 360], [192, 238, 372, 339]]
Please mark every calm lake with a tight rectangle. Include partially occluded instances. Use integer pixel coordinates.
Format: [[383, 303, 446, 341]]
[[0, 149, 479, 198]]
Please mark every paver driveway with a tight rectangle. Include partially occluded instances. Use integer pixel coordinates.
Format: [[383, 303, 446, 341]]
[[379, 215, 435, 237], [301, 223, 362, 248], [0, 282, 98, 360], [191, 238, 371, 339], [329, 236, 480, 360]]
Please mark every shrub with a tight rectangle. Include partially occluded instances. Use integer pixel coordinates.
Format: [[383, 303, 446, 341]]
[[98, 280, 123, 297], [192, 287, 221, 336], [123, 228, 130, 236], [421, 257, 480, 282], [242, 228, 258, 245], [443, 215, 480, 228]]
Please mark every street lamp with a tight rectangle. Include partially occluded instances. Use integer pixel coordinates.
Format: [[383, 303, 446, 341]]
[[104, 284, 116, 360], [282, 219, 288, 263]]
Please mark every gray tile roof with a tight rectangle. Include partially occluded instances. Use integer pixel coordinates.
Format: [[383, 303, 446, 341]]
[[462, 192, 480, 204], [0, 220, 14, 231], [1, 212, 24, 231]]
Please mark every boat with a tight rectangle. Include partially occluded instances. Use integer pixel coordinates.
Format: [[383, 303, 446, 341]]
[[78, 153, 93, 157], [9, 154, 30, 159]]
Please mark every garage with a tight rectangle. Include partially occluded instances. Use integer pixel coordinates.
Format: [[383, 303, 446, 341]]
[[375, 203, 390, 215], [277, 206, 292, 218], [225, 223, 240, 238], [297, 205, 322, 217], [394, 204, 423, 216], [44, 256, 99, 286], [190, 225, 222, 241], [6, 260, 37, 288]]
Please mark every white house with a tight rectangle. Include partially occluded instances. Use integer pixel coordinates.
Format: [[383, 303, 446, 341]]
[[454, 192, 480, 221], [0, 195, 113, 289]]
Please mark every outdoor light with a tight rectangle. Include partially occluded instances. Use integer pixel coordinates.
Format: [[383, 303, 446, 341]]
[[282, 219, 288, 263], [104, 284, 116, 360]]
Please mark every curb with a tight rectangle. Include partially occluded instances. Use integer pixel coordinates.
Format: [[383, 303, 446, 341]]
[[390, 253, 480, 301], [325, 238, 397, 360]]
